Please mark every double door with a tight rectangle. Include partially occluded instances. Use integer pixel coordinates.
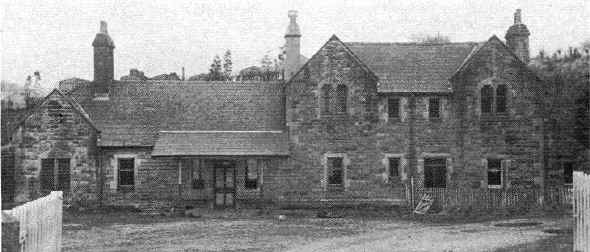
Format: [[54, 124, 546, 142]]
[[213, 160, 236, 208]]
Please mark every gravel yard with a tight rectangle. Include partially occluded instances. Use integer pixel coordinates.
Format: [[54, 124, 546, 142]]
[[62, 209, 572, 252]]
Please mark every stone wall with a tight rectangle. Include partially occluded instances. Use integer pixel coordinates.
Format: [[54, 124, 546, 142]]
[[10, 91, 98, 203], [100, 148, 287, 206], [282, 36, 546, 203], [451, 37, 545, 189], [283, 37, 405, 202]]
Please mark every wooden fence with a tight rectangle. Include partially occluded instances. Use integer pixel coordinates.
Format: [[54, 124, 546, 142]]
[[3, 191, 63, 252], [407, 178, 572, 212], [574, 171, 590, 252]]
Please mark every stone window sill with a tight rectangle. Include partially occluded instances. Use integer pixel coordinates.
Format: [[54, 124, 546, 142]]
[[327, 185, 344, 192], [117, 185, 135, 193]]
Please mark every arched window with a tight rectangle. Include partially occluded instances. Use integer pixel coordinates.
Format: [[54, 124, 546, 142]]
[[496, 84, 507, 113], [336, 84, 347, 113], [321, 84, 332, 115], [481, 85, 494, 113]]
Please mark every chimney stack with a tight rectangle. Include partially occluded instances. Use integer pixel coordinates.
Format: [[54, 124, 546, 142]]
[[92, 20, 115, 96], [284, 10, 301, 81], [505, 9, 530, 64]]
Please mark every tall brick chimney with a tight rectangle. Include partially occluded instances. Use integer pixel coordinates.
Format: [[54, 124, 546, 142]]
[[284, 10, 301, 81], [505, 9, 530, 64], [92, 21, 115, 95]]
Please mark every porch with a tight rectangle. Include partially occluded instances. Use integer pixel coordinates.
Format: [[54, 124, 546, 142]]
[[150, 130, 290, 208]]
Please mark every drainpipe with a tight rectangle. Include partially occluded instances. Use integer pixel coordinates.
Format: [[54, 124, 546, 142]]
[[178, 158, 182, 199]]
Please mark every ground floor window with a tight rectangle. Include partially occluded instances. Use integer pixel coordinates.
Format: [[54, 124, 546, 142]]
[[245, 159, 268, 190], [424, 158, 446, 188], [118, 158, 135, 191], [188, 159, 204, 189], [327, 157, 344, 190], [40, 158, 70, 192], [487, 159, 503, 188], [245, 159, 258, 189]]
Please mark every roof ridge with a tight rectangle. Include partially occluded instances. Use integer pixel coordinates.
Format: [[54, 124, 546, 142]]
[[345, 41, 482, 46], [114, 80, 284, 85]]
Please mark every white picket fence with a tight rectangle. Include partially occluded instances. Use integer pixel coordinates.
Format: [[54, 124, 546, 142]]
[[3, 191, 63, 252], [574, 172, 590, 252]]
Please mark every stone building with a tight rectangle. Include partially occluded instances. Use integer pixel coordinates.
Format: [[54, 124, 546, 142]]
[[2, 9, 578, 208]]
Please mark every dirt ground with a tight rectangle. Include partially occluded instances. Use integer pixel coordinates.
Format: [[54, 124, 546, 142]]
[[62, 209, 572, 252]]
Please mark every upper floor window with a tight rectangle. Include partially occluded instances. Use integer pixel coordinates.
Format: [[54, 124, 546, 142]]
[[321, 85, 332, 115], [496, 84, 507, 113], [336, 84, 347, 113], [428, 97, 440, 119], [327, 157, 344, 190], [481, 85, 494, 113], [388, 98, 400, 119]]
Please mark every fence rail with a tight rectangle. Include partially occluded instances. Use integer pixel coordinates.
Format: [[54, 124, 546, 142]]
[[3, 191, 63, 252], [574, 171, 590, 252]]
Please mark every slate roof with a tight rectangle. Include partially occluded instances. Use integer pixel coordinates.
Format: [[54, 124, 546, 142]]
[[344, 42, 481, 92], [152, 131, 289, 156], [69, 81, 285, 147]]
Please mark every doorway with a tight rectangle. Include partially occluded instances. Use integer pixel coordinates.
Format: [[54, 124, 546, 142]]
[[213, 160, 236, 208]]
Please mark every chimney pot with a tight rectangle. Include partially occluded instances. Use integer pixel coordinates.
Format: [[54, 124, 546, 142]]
[[288, 10, 297, 20], [514, 9, 522, 24], [100, 21, 108, 34]]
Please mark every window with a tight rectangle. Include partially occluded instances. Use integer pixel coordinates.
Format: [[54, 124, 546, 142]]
[[496, 84, 507, 113], [321, 85, 332, 115], [424, 158, 446, 188], [388, 98, 400, 119], [428, 97, 440, 119], [327, 157, 344, 189], [388, 158, 400, 178], [487, 159, 503, 188], [336, 84, 347, 113], [481, 85, 494, 113], [40, 158, 70, 193], [245, 159, 259, 189], [118, 158, 135, 191], [564, 162, 574, 184], [190, 159, 204, 189]]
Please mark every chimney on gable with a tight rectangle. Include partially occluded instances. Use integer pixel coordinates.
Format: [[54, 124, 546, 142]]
[[505, 9, 530, 64], [92, 21, 115, 96], [284, 10, 301, 81]]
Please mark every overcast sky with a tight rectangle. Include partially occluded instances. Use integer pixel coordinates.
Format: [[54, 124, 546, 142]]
[[1, 0, 588, 91]]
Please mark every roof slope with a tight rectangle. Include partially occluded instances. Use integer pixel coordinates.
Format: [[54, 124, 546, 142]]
[[152, 131, 288, 156], [70, 81, 285, 146], [344, 42, 481, 92]]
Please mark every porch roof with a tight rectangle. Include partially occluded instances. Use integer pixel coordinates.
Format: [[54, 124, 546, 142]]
[[151, 131, 289, 156]]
